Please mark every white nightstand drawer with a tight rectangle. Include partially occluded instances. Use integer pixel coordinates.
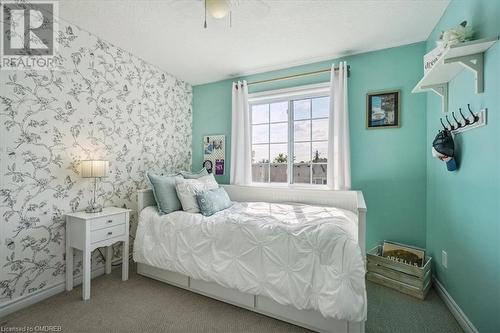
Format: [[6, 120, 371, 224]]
[[91, 213, 125, 231], [91, 224, 126, 243]]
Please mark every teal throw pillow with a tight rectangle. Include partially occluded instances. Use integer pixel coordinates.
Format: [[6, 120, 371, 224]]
[[147, 172, 183, 215], [196, 187, 232, 217], [181, 168, 209, 179]]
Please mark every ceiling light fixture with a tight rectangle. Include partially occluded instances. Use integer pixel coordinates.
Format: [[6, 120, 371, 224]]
[[207, 0, 230, 19], [204, 0, 232, 29]]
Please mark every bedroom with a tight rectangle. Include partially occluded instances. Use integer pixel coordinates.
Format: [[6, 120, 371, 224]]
[[0, 0, 498, 332]]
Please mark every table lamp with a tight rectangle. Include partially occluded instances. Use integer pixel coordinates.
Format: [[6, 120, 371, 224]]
[[81, 160, 109, 213]]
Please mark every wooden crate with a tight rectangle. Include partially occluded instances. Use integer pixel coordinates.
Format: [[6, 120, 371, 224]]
[[366, 245, 432, 300]]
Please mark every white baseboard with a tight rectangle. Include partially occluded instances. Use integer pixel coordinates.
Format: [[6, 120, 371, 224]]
[[433, 277, 478, 333], [0, 259, 122, 319]]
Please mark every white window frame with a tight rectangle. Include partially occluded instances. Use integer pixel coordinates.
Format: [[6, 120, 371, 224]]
[[248, 83, 330, 188]]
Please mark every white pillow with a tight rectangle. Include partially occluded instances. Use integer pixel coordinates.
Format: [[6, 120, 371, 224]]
[[175, 174, 219, 213]]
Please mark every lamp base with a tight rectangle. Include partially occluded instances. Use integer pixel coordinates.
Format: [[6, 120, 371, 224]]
[[85, 204, 103, 213]]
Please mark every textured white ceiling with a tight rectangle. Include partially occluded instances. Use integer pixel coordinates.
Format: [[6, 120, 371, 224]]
[[58, 0, 449, 85]]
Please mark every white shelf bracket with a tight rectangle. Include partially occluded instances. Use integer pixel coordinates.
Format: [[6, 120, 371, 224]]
[[444, 52, 484, 93], [423, 82, 448, 113]]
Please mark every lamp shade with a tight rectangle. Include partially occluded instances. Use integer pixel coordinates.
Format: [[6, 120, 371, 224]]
[[81, 160, 109, 178]]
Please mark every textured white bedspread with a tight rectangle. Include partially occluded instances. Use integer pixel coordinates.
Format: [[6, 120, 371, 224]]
[[133, 202, 367, 321]]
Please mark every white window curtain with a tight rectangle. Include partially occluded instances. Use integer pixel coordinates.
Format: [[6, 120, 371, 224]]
[[327, 62, 351, 190], [230, 81, 252, 185]]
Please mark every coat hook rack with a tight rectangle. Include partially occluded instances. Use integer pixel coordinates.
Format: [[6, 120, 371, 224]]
[[445, 115, 455, 131], [441, 106, 487, 134], [467, 104, 480, 123], [440, 118, 447, 130], [459, 108, 470, 125], [452, 112, 462, 129]]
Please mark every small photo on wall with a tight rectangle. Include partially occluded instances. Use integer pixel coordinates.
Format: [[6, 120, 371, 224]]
[[366, 90, 400, 129], [204, 137, 214, 155], [215, 159, 224, 176], [213, 139, 223, 150]]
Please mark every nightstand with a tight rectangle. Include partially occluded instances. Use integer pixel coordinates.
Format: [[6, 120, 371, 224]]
[[65, 207, 131, 300]]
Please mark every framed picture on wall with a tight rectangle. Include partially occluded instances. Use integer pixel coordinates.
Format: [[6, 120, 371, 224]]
[[366, 90, 400, 129]]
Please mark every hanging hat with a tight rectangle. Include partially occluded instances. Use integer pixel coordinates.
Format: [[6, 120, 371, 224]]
[[432, 129, 457, 171]]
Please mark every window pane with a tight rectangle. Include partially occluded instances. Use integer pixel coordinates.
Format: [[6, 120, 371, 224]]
[[252, 104, 269, 124], [312, 164, 327, 185], [252, 163, 269, 183], [252, 124, 269, 144], [270, 143, 288, 163], [251, 94, 330, 186], [312, 141, 328, 163], [293, 99, 310, 120], [294, 142, 311, 163], [312, 97, 330, 118], [252, 144, 269, 163], [270, 102, 288, 122], [270, 123, 287, 143], [294, 120, 310, 142], [312, 119, 328, 141], [270, 164, 287, 183], [293, 163, 310, 184]]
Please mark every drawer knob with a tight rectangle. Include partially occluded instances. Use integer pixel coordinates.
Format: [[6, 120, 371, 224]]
[[107, 231, 113, 236], [107, 219, 113, 223]]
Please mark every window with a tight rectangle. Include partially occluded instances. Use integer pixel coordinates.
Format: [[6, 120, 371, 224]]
[[250, 86, 330, 185]]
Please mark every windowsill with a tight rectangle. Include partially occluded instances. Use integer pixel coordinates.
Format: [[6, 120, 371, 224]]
[[246, 183, 331, 190]]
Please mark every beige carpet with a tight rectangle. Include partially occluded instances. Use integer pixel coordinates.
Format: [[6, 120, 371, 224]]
[[1, 263, 463, 333]]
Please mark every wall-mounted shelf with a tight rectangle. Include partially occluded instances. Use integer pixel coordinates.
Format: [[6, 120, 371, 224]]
[[412, 36, 499, 112]]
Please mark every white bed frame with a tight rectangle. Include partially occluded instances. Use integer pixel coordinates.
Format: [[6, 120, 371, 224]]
[[136, 185, 367, 333]]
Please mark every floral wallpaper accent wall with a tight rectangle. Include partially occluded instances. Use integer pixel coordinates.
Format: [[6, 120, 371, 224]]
[[0, 24, 192, 304]]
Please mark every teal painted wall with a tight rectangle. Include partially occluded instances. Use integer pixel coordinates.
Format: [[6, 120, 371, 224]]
[[193, 42, 428, 250], [425, 1, 500, 332], [193, 2, 500, 330]]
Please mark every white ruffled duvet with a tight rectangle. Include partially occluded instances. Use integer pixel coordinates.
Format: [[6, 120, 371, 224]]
[[133, 202, 367, 322]]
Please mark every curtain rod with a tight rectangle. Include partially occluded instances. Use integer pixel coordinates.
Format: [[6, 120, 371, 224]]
[[245, 65, 350, 86]]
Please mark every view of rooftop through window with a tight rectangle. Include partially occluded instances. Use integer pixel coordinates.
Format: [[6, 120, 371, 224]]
[[251, 94, 329, 185]]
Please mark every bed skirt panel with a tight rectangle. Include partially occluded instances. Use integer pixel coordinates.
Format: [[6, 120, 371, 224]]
[[137, 263, 364, 333]]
